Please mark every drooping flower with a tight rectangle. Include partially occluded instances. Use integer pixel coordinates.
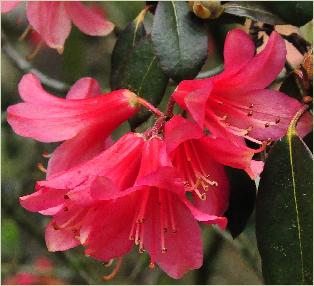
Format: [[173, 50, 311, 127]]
[[172, 28, 313, 147], [20, 132, 227, 279], [7, 73, 139, 175], [1, 1, 114, 53], [164, 115, 261, 217]]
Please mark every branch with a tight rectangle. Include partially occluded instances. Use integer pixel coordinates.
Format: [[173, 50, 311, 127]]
[[1, 32, 70, 92]]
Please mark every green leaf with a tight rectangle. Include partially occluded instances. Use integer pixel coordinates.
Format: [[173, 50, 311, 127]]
[[151, 1, 208, 82], [280, 72, 303, 102], [224, 167, 256, 238], [115, 35, 169, 129], [1, 218, 21, 260], [264, 1, 313, 27], [110, 10, 147, 89], [223, 2, 285, 26], [256, 109, 313, 284]]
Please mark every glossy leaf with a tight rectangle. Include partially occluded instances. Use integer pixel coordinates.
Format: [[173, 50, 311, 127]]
[[256, 109, 313, 284], [224, 167, 257, 238], [111, 10, 147, 89], [264, 1, 313, 27], [151, 1, 208, 82], [116, 35, 168, 129], [223, 2, 285, 26]]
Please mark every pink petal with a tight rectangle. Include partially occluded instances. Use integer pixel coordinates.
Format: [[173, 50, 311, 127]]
[[26, 2, 71, 50], [1, 1, 20, 13], [39, 205, 63, 216], [183, 200, 228, 229], [200, 136, 256, 172], [223, 28, 255, 74], [213, 89, 312, 141], [136, 167, 185, 197], [144, 194, 203, 279], [81, 196, 136, 260], [164, 115, 203, 154], [172, 79, 212, 128], [66, 77, 101, 100], [47, 127, 111, 177], [20, 188, 68, 212], [38, 133, 143, 191], [245, 160, 264, 179], [217, 31, 286, 91], [45, 221, 80, 251], [7, 74, 138, 142], [136, 137, 172, 178], [64, 2, 114, 36]]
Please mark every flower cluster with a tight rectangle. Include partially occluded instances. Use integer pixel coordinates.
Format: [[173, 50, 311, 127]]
[[1, 1, 114, 53], [7, 29, 312, 278]]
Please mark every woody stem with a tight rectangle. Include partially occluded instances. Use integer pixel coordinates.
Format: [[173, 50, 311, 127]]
[[166, 97, 176, 118]]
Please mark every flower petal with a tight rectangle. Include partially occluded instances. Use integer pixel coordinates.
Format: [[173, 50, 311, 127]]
[[223, 28, 255, 74], [20, 188, 68, 212], [66, 77, 101, 100], [211, 89, 313, 141], [172, 79, 212, 128], [45, 221, 80, 251], [7, 74, 138, 142], [217, 31, 286, 91], [183, 199, 228, 229], [64, 2, 114, 36], [38, 133, 143, 191], [81, 195, 136, 260], [199, 136, 256, 173], [164, 115, 203, 154], [27, 2, 71, 50], [144, 194, 203, 279], [47, 127, 112, 177]]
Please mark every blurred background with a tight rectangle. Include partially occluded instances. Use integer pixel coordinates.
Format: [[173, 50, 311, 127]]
[[2, 2, 311, 284]]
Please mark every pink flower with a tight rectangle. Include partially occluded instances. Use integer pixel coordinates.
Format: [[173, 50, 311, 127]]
[[1, 1, 114, 52], [20, 133, 227, 279], [164, 115, 263, 217], [173, 29, 312, 146], [3, 256, 66, 285], [7, 73, 139, 175]]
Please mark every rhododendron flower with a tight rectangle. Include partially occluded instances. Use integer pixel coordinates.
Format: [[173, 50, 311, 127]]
[[7, 73, 139, 175], [173, 28, 312, 147], [164, 115, 264, 216], [3, 256, 65, 285], [20, 132, 227, 279], [1, 1, 114, 52]]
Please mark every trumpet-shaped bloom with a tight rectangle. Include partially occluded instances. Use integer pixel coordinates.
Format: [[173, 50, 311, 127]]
[[173, 29, 312, 146], [1, 1, 114, 51], [20, 133, 227, 279], [7, 73, 139, 175]]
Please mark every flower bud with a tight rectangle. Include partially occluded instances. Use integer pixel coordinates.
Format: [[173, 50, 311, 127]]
[[188, 1, 224, 20]]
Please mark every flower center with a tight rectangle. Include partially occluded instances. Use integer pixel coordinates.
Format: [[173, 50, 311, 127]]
[[128, 188, 177, 255], [174, 141, 218, 201]]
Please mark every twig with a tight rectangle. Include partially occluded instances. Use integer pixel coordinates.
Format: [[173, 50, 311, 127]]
[[1, 32, 69, 92]]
